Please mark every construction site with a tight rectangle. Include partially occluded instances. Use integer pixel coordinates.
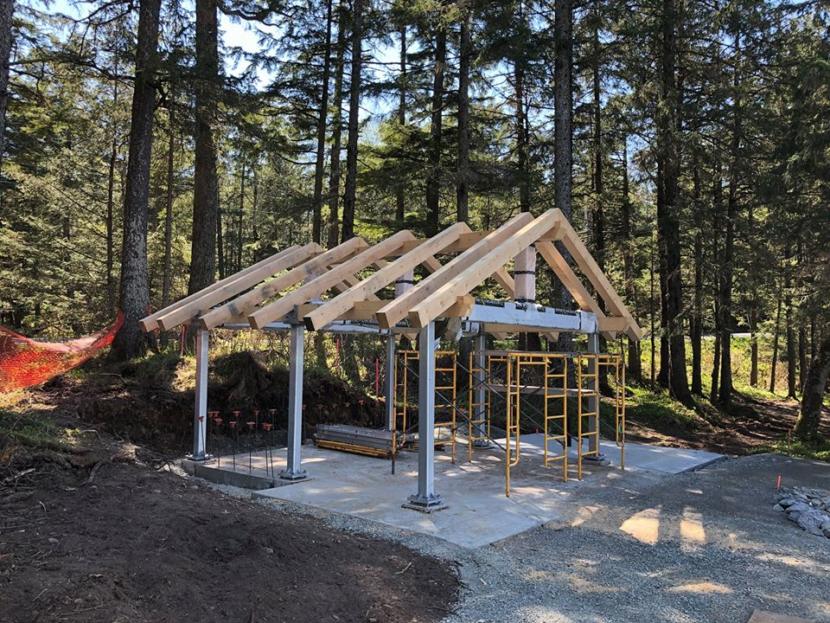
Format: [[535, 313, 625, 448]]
[[139, 210, 724, 545]]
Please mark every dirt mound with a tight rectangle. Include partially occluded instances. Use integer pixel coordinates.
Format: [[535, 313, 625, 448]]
[[62, 352, 384, 454]]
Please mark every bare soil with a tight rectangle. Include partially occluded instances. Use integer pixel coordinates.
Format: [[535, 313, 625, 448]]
[[0, 390, 458, 623], [623, 390, 830, 455]]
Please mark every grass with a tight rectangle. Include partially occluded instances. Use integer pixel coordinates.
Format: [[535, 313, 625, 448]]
[[755, 438, 830, 462], [0, 407, 68, 454]]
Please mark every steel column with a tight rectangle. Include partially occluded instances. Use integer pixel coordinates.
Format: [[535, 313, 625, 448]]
[[585, 331, 605, 460], [192, 328, 209, 460], [384, 333, 396, 431], [473, 332, 490, 447], [403, 322, 446, 512], [280, 323, 308, 480]]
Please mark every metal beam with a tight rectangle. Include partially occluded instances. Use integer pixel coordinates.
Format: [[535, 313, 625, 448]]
[[191, 329, 209, 460], [403, 322, 446, 512], [281, 324, 308, 480], [468, 302, 597, 334]]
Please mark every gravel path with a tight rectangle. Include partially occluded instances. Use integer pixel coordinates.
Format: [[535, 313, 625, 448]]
[[209, 453, 830, 623]]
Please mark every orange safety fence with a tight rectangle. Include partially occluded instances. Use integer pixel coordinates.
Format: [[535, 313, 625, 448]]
[[0, 312, 124, 392]]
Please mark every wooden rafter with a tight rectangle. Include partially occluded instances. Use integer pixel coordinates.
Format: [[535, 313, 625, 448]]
[[407, 211, 562, 328], [198, 237, 368, 329], [248, 231, 416, 329], [535, 241, 603, 316], [556, 218, 642, 340], [304, 222, 470, 331], [150, 243, 321, 331], [138, 208, 642, 341], [375, 212, 535, 329]]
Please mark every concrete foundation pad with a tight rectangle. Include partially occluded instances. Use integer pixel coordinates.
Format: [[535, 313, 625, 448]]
[[196, 438, 724, 548], [501, 433, 726, 474]]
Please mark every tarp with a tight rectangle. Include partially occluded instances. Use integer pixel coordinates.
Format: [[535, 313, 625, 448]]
[[0, 313, 123, 392]]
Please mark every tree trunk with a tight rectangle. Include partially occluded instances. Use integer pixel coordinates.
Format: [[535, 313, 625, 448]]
[[690, 160, 703, 395], [251, 166, 258, 243], [112, 0, 162, 359], [793, 332, 830, 440], [553, 0, 573, 333], [590, 2, 610, 392], [105, 74, 119, 315], [237, 162, 245, 272], [621, 139, 641, 383], [217, 204, 225, 279], [189, 0, 219, 296], [326, 0, 347, 248], [656, 0, 691, 405], [718, 30, 741, 406], [340, 0, 363, 243], [0, 0, 13, 171], [649, 231, 657, 386], [162, 104, 175, 310], [785, 246, 797, 399], [312, 0, 333, 244], [395, 24, 407, 229], [515, 59, 529, 213], [769, 277, 783, 394], [710, 158, 723, 401], [425, 25, 446, 237], [554, 0, 572, 221], [456, 7, 470, 223]]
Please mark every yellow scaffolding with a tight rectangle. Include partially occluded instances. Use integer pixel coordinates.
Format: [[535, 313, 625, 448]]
[[466, 351, 490, 460], [395, 349, 458, 463], [575, 354, 599, 480], [598, 353, 625, 470], [504, 354, 522, 496], [393, 346, 625, 498], [504, 352, 570, 495], [543, 354, 569, 481]]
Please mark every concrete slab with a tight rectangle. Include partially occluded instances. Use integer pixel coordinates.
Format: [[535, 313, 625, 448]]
[[196, 438, 724, 548], [504, 433, 725, 474]]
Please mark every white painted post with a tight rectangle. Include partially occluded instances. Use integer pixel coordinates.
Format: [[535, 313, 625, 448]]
[[513, 245, 537, 304], [404, 321, 446, 511], [192, 328, 209, 460], [395, 269, 415, 298], [280, 323, 308, 480]]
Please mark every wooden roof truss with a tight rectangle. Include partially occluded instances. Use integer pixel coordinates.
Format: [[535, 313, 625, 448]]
[[140, 209, 642, 341]]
